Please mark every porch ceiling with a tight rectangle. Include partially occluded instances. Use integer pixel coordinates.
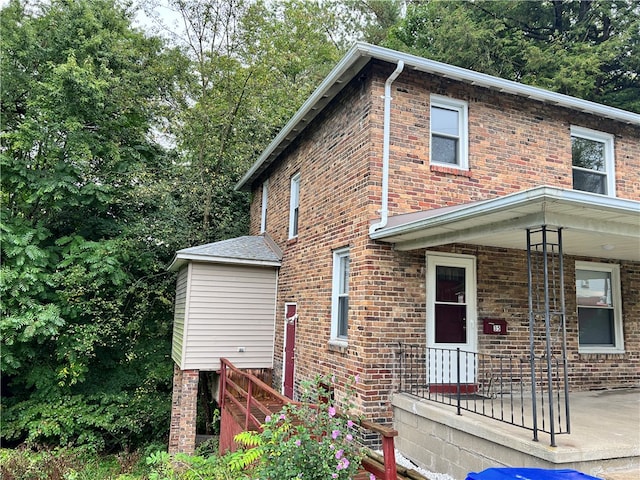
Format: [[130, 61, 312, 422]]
[[370, 186, 640, 261]]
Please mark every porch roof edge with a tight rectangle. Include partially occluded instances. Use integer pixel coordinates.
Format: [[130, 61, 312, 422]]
[[370, 186, 640, 260]]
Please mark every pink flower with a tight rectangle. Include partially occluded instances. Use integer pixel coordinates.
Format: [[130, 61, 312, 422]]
[[295, 439, 301, 447], [346, 433, 353, 441], [265, 415, 271, 423], [332, 429, 341, 439], [328, 406, 336, 417], [335, 449, 344, 459], [280, 413, 286, 420], [355, 374, 360, 384], [347, 419, 354, 428], [332, 474, 338, 479], [370, 475, 377, 480]]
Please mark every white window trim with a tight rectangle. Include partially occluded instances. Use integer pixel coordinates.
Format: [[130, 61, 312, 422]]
[[330, 247, 350, 345], [281, 302, 297, 396], [425, 252, 477, 353], [570, 125, 616, 197], [260, 179, 268, 233], [288, 173, 300, 239], [576, 261, 624, 354], [430, 94, 469, 170]]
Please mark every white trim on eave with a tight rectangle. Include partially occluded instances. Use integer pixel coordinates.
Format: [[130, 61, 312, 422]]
[[370, 186, 640, 241], [168, 254, 282, 271], [236, 42, 640, 191]]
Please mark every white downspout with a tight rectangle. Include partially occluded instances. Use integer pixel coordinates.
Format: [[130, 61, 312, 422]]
[[370, 60, 404, 234]]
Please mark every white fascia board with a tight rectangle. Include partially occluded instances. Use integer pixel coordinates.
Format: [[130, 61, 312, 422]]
[[168, 253, 281, 271], [370, 186, 640, 241], [235, 44, 370, 191], [236, 43, 640, 192], [357, 43, 640, 125]]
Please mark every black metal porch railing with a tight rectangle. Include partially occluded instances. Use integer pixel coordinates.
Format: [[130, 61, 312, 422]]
[[396, 344, 570, 446]]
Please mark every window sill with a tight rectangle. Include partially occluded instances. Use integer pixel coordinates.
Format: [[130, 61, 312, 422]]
[[578, 347, 625, 355], [286, 237, 298, 246], [328, 340, 348, 354], [430, 164, 472, 177]]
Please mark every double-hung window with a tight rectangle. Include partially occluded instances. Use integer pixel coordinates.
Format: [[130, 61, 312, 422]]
[[571, 126, 615, 196], [288, 173, 300, 238], [260, 179, 268, 233], [430, 95, 468, 169], [331, 248, 350, 342], [575, 261, 623, 353]]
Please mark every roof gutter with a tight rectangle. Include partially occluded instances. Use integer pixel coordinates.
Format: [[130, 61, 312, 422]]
[[370, 60, 404, 234]]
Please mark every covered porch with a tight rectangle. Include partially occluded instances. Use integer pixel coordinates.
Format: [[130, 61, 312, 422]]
[[369, 186, 639, 477], [392, 388, 639, 480]]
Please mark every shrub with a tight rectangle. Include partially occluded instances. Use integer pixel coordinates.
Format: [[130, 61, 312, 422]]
[[146, 450, 247, 480], [231, 375, 364, 480]]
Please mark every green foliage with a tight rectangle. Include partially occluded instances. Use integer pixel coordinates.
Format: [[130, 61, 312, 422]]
[[145, 450, 248, 480], [231, 375, 363, 480], [385, 0, 640, 112], [154, 0, 346, 247], [0, 447, 148, 480], [1, 0, 178, 451]]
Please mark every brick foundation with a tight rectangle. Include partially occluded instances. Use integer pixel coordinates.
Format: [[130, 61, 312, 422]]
[[168, 364, 199, 454]]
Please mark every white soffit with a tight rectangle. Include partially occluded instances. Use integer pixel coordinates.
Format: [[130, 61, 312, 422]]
[[370, 186, 640, 261]]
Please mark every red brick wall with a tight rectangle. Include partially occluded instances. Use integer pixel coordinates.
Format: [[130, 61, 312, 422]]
[[168, 365, 199, 455], [246, 61, 640, 424]]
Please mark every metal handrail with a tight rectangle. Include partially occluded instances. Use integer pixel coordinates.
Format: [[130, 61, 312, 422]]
[[396, 344, 570, 446], [219, 358, 400, 480]]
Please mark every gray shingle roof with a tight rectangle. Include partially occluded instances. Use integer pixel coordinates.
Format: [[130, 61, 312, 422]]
[[168, 235, 282, 271]]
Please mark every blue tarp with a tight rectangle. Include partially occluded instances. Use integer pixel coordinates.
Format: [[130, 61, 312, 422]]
[[466, 468, 602, 480]]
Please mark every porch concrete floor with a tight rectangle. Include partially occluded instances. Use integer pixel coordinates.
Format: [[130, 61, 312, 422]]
[[396, 388, 639, 478]]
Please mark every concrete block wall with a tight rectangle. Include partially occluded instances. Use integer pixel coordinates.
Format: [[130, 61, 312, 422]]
[[168, 365, 199, 455], [392, 393, 639, 480]]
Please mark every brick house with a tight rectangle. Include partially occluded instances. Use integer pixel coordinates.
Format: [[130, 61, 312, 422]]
[[169, 43, 639, 471]]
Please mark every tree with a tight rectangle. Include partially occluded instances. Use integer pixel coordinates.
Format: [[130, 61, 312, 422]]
[[1, 0, 185, 449], [385, 0, 640, 112], [144, 0, 346, 249]]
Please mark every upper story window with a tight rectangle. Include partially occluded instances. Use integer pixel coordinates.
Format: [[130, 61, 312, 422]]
[[430, 95, 468, 170], [288, 173, 300, 238], [571, 126, 615, 196], [576, 261, 624, 353], [260, 179, 268, 233], [331, 247, 350, 342]]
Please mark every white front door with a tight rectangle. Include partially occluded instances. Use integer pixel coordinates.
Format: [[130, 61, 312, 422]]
[[426, 253, 477, 386]]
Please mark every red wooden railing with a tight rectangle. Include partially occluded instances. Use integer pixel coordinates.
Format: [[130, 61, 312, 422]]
[[218, 358, 399, 480]]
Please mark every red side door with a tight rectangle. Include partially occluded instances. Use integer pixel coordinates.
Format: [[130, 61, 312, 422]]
[[283, 303, 297, 398]]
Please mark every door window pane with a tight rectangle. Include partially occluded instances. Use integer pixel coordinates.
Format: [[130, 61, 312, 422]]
[[436, 266, 465, 303]]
